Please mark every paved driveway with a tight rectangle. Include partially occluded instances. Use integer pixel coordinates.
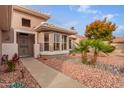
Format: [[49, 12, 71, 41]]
[[21, 58, 83, 88]]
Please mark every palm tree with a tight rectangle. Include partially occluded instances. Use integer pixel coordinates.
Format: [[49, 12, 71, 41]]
[[72, 39, 92, 64], [91, 39, 115, 64]]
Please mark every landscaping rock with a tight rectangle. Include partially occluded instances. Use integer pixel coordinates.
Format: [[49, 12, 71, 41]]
[[38, 57, 124, 88], [0, 62, 41, 88]]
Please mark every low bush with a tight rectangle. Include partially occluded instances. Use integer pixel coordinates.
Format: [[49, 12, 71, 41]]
[[7, 60, 16, 72], [9, 81, 26, 88]]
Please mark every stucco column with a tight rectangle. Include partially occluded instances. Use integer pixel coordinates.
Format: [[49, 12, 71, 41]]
[[60, 34, 62, 51], [72, 39, 74, 49], [14, 30, 17, 44], [49, 33, 54, 51], [67, 36, 69, 50], [35, 32, 38, 44], [0, 30, 2, 63], [34, 32, 40, 58]]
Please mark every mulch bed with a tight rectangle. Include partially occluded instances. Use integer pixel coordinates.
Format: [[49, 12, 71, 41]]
[[0, 62, 41, 88], [38, 56, 124, 88]]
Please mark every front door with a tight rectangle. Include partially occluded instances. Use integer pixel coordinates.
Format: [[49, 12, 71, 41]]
[[18, 33, 34, 57]]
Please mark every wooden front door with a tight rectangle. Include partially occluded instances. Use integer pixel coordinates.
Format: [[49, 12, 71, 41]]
[[18, 33, 34, 57]]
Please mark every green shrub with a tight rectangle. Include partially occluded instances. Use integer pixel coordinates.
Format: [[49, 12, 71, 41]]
[[7, 60, 16, 72], [9, 81, 26, 88]]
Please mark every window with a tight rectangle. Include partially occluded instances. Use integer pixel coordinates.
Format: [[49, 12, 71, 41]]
[[22, 18, 31, 27], [54, 33, 60, 51], [62, 35, 67, 50], [69, 39, 72, 49], [44, 33, 49, 51]]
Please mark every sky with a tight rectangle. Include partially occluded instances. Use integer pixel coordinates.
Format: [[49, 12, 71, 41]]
[[26, 5, 124, 37]]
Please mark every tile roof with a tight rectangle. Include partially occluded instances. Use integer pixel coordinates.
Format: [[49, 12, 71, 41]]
[[75, 35, 85, 38], [112, 37, 124, 43], [34, 22, 77, 35]]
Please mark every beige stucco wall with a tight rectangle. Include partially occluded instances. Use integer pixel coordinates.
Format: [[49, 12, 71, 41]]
[[12, 9, 47, 31], [112, 43, 124, 53], [74, 37, 82, 44], [2, 29, 14, 43], [38, 32, 44, 43], [0, 30, 2, 62], [40, 50, 69, 55], [1, 7, 47, 58], [2, 6, 47, 44], [1, 5, 74, 57], [0, 5, 12, 31], [2, 43, 18, 59]]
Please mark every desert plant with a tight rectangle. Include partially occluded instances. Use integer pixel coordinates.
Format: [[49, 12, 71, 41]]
[[12, 53, 20, 65], [1, 54, 8, 65], [7, 60, 16, 72], [91, 39, 115, 64], [72, 39, 92, 64], [9, 81, 26, 88]]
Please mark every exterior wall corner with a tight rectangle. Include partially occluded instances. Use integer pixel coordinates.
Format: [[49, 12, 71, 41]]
[[34, 44, 40, 58], [0, 30, 2, 63]]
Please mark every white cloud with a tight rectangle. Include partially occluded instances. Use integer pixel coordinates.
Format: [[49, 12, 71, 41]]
[[93, 13, 119, 21], [113, 25, 124, 37], [69, 6, 77, 11], [93, 16, 100, 20], [77, 5, 101, 14], [102, 14, 114, 19], [102, 14, 119, 20], [61, 21, 79, 28], [118, 25, 124, 30]]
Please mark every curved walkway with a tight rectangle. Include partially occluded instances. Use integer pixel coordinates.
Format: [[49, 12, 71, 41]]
[[21, 58, 83, 88]]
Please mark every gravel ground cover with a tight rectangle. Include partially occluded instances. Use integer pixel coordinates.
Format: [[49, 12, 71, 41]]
[[38, 56, 124, 88], [69, 53, 124, 67], [0, 62, 41, 88], [65, 57, 124, 74]]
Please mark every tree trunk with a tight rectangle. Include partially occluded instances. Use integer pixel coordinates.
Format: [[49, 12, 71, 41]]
[[81, 52, 87, 64], [81, 52, 84, 63], [92, 50, 98, 64], [84, 52, 87, 62]]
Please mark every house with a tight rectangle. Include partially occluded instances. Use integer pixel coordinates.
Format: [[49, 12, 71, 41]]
[[69, 35, 85, 44], [111, 37, 124, 53], [0, 5, 77, 60], [74, 35, 85, 44], [0, 5, 12, 61]]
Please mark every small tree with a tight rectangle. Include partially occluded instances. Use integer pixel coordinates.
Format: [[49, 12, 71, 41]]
[[91, 39, 115, 64], [85, 18, 117, 41], [72, 39, 91, 64], [72, 39, 115, 65], [85, 18, 116, 64]]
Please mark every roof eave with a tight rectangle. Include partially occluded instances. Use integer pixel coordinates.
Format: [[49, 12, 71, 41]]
[[13, 5, 50, 20], [34, 26, 77, 35]]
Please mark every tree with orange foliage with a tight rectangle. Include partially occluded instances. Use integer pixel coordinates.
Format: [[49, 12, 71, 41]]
[[85, 18, 117, 41]]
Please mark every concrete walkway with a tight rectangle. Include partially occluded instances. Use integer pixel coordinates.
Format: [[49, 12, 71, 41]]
[[21, 58, 83, 88]]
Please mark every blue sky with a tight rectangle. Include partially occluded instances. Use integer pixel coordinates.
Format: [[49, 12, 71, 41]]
[[26, 5, 124, 37]]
